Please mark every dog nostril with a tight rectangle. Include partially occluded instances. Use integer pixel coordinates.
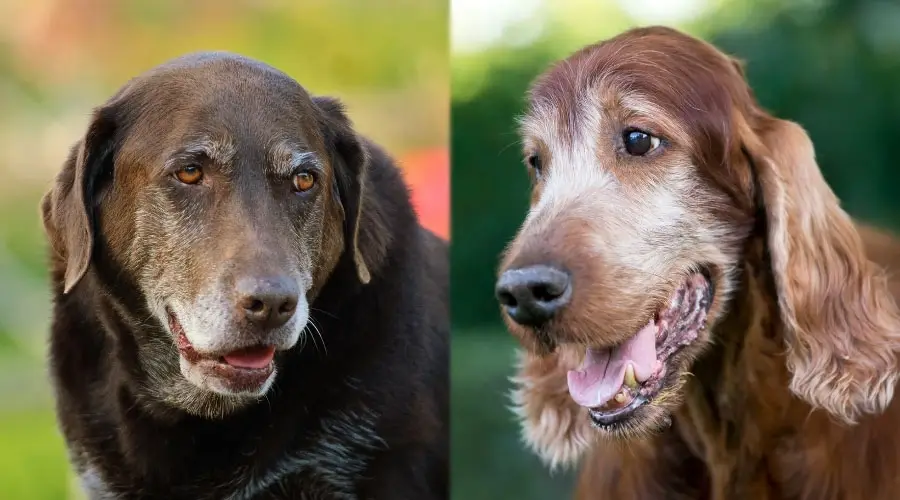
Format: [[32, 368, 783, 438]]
[[496, 290, 518, 308], [531, 284, 562, 302], [278, 300, 297, 315], [245, 299, 266, 314]]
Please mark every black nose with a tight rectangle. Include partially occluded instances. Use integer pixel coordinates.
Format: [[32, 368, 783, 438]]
[[236, 276, 300, 330], [495, 265, 571, 327]]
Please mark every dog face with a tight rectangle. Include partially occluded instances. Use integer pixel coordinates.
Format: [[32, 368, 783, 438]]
[[42, 53, 372, 417], [498, 27, 748, 438], [498, 26, 900, 444]]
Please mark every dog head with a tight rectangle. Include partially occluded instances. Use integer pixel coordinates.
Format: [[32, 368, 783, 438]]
[[42, 52, 374, 417], [498, 26, 900, 450]]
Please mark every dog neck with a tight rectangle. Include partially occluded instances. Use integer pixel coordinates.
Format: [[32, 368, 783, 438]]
[[673, 234, 801, 491]]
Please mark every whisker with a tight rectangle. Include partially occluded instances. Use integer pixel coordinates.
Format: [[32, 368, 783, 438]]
[[309, 318, 329, 357]]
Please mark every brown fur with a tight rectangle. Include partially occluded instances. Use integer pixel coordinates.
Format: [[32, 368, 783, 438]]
[[501, 27, 900, 499]]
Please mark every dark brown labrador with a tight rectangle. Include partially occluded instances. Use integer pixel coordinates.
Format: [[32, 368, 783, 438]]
[[41, 52, 448, 499]]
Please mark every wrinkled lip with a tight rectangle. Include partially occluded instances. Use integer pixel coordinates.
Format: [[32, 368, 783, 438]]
[[566, 270, 714, 428], [166, 309, 276, 391]]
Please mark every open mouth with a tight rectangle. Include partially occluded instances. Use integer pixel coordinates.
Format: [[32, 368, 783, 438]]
[[167, 309, 277, 393], [565, 271, 713, 427]]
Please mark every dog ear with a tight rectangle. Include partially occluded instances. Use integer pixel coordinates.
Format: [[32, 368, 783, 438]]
[[312, 96, 372, 284], [41, 107, 117, 294], [741, 114, 900, 423]]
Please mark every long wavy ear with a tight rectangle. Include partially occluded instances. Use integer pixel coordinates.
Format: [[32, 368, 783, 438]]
[[741, 113, 900, 423], [312, 96, 372, 285], [41, 106, 118, 294]]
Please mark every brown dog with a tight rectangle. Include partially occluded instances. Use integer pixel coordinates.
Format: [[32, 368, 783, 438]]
[[496, 27, 900, 499], [42, 52, 448, 499]]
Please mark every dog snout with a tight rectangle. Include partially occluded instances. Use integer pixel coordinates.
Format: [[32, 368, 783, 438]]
[[496, 265, 572, 327], [235, 275, 300, 330]]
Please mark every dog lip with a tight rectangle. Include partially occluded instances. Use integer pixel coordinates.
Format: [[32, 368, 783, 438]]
[[574, 270, 713, 420], [166, 308, 276, 371], [589, 395, 649, 426]]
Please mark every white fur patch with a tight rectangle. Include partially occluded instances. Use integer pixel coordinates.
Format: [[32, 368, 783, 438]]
[[508, 350, 595, 471], [163, 137, 237, 171], [268, 141, 323, 177], [78, 464, 118, 500]]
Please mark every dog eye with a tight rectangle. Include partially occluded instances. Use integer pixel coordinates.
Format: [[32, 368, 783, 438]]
[[623, 129, 662, 156], [526, 154, 543, 176], [292, 171, 316, 193], [174, 165, 203, 184]]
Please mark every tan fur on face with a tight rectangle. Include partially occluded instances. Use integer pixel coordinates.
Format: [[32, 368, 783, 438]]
[[502, 27, 900, 496]]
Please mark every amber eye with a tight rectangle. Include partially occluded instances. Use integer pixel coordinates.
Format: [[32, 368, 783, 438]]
[[174, 165, 203, 184], [292, 171, 316, 192]]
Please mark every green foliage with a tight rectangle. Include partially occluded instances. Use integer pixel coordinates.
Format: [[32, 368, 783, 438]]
[[0, 410, 69, 499], [451, 55, 547, 328], [451, 332, 573, 500], [710, 2, 900, 227]]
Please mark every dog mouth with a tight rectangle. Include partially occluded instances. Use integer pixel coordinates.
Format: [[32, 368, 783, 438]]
[[166, 309, 276, 393], [565, 271, 714, 428]]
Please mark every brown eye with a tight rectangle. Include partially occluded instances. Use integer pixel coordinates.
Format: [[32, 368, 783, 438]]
[[527, 153, 543, 178], [623, 129, 662, 156], [174, 165, 203, 184], [292, 171, 316, 192]]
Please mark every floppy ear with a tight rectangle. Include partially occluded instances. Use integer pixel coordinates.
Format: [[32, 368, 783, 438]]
[[41, 107, 117, 294], [742, 114, 900, 423], [312, 96, 372, 285]]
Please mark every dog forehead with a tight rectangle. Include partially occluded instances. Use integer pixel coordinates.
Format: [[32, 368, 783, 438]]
[[524, 28, 752, 174], [112, 53, 320, 133], [110, 58, 330, 169], [143, 51, 309, 98]]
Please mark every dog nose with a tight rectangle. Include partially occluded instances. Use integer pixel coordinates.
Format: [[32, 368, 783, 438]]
[[495, 265, 572, 326], [236, 276, 300, 330]]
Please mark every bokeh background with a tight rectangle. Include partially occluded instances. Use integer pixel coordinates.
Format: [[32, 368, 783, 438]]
[[450, 0, 900, 498], [0, 1, 447, 498]]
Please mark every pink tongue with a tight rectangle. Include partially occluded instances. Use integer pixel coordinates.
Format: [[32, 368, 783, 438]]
[[566, 320, 659, 408], [222, 346, 276, 369]]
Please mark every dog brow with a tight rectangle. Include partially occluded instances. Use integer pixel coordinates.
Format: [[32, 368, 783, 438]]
[[268, 141, 322, 176], [167, 137, 237, 169]]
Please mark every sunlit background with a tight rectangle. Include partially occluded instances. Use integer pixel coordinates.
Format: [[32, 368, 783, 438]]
[[0, 1, 447, 498], [450, 0, 900, 498]]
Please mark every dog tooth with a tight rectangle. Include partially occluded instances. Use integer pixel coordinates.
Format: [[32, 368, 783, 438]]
[[624, 363, 638, 388]]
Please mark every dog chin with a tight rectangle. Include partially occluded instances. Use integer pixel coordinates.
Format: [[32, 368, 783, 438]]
[[178, 355, 278, 397]]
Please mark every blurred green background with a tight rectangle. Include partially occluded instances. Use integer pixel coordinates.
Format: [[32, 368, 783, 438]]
[[450, 0, 900, 498], [0, 1, 447, 498]]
